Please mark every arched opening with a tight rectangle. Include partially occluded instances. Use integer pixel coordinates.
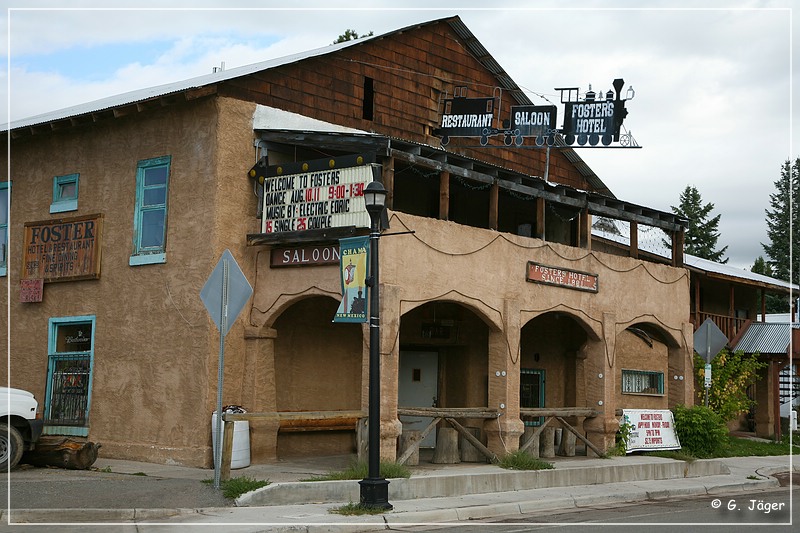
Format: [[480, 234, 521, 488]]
[[273, 296, 362, 457], [615, 323, 673, 410], [397, 301, 491, 447], [520, 312, 589, 415]]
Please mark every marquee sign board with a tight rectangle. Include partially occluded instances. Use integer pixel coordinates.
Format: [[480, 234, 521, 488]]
[[251, 154, 380, 235]]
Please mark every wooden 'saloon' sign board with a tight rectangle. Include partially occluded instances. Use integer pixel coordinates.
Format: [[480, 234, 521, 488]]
[[22, 214, 103, 282]]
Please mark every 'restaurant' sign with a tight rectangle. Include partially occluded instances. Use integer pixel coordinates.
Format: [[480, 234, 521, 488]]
[[526, 261, 598, 292], [437, 96, 497, 145], [22, 213, 103, 282]]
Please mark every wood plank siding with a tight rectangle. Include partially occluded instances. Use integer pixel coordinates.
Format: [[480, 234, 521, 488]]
[[216, 20, 590, 192]]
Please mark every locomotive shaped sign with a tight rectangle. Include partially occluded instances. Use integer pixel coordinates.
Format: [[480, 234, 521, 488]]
[[434, 78, 636, 148]]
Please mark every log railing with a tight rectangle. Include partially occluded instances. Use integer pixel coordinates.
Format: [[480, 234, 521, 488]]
[[518, 408, 602, 457], [218, 407, 603, 479], [396, 407, 502, 464], [692, 311, 750, 345]]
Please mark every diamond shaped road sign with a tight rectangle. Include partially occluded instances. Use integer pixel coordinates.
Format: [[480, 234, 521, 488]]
[[200, 249, 253, 337], [693, 318, 728, 363]]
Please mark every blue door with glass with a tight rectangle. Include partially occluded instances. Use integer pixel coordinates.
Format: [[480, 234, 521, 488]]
[[44, 316, 95, 436]]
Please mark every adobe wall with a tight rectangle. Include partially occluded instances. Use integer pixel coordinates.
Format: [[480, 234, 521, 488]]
[[249, 210, 694, 457], [4, 97, 262, 467]]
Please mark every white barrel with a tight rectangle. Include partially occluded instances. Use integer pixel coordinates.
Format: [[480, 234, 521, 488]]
[[211, 412, 251, 469]]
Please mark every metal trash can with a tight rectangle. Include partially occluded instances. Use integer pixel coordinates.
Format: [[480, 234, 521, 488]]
[[212, 405, 250, 469]]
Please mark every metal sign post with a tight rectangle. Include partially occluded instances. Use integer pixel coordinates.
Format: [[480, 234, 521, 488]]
[[200, 249, 253, 489], [693, 318, 728, 410]]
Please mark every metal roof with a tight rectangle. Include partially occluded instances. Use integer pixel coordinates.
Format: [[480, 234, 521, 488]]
[[6, 38, 366, 131], [734, 322, 795, 354], [684, 255, 798, 291], [5, 16, 615, 198], [592, 225, 798, 293]]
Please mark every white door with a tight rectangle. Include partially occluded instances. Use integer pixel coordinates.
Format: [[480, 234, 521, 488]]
[[398, 351, 438, 447]]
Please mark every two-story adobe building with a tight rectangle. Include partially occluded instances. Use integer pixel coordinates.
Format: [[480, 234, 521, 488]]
[[3, 16, 702, 467]]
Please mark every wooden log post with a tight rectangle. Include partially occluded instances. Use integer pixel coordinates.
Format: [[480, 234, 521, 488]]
[[356, 418, 368, 462], [558, 426, 577, 457], [459, 427, 483, 462], [220, 419, 234, 482], [520, 427, 540, 458], [518, 416, 552, 455], [557, 416, 603, 457], [445, 418, 497, 463], [397, 417, 440, 466], [399, 430, 421, 466], [23, 437, 101, 470], [432, 427, 460, 464], [541, 426, 556, 458]]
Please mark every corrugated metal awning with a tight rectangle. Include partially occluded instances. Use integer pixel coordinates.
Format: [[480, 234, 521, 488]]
[[734, 322, 794, 354]]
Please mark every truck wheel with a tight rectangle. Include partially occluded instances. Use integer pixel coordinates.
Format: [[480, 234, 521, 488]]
[[0, 422, 24, 470]]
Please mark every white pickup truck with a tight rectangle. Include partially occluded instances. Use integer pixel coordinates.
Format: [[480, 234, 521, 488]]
[[1, 387, 44, 469]]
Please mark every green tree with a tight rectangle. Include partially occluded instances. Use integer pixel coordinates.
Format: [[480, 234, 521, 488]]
[[761, 158, 800, 285], [333, 29, 374, 44], [668, 185, 728, 263], [751, 255, 788, 313], [694, 349, 766, 422]]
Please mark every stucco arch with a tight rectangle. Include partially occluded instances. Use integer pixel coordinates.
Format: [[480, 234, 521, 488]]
[[520, 307, 603, 342], [270, 295, 364, 457], [251, 286, 341, 331], [615, 316, 685, 350], [398, 291, 504, 333]]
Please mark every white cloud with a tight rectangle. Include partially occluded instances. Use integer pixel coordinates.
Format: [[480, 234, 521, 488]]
[[2, 1, 797, 271]]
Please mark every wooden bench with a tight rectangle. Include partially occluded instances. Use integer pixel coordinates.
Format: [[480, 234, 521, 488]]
[[218, 410, 365, 480]]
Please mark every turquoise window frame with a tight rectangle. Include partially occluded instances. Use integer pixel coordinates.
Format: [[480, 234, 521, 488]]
[[621, 369, 665, 395], [0, 182, 9, 276], [520, 368, 545, 427], [50, 173, 79, 213], [130, 156, 170, 266], [44, 315, 96, 437]]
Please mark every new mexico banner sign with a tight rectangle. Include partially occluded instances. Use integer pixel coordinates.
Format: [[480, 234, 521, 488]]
[[333, 236, 369, 323]]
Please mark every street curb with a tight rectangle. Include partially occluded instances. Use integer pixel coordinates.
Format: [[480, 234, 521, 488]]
[[2, 507, 204, 524], [237, 458, 729, 507], [4, 461, 792, 526]]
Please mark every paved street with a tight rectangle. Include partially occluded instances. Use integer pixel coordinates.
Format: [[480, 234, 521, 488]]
[[1, 464, 230, 510], [0, 454, 796, 532], [440, 485, 798, 532]]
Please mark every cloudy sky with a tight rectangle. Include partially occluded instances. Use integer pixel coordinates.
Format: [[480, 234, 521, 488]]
[[2, 0, 797, 271]]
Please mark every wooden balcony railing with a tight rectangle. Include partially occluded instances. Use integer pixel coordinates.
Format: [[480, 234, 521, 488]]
[[691, 311, 752, 347]]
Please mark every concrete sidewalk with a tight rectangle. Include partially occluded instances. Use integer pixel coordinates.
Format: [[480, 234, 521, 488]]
[[3, 452, 796, 530]]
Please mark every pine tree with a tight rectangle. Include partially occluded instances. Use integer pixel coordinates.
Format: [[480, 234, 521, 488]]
[[751, 255, 787, 313], [762, 158, 800, 284], [333, 29, 374, 44], [668, 185, 728, 263]]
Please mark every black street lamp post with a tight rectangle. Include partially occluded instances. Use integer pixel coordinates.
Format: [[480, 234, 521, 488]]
[[359, 180, 392, 510]]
